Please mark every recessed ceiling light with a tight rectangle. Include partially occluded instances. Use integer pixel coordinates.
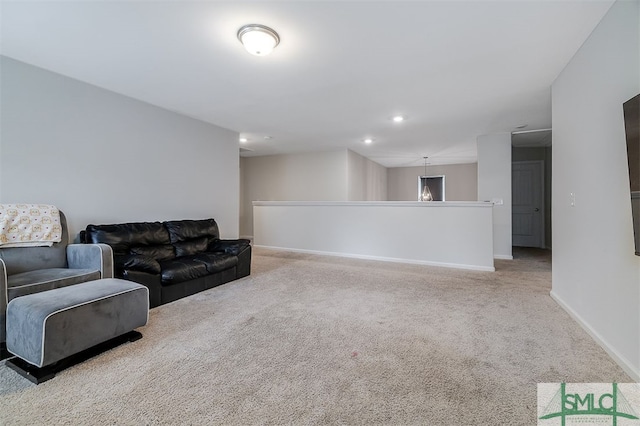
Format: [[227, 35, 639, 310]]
[[392, 115, 405, 123], [237, 24, 280, 56], [364, 138, 373, 144], [239, 137, 248, 143]]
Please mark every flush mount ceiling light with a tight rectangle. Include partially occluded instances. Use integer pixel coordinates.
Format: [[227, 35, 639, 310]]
[[237, 24, 280, 56], [364, 138, 373, 144], [392, 115, 405, 123]]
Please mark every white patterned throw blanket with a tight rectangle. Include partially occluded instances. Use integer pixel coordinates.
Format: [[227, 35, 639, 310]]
[[0, 204, 62, 247]]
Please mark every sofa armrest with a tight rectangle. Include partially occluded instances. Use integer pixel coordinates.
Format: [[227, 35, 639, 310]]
[[208, 239, 251, 256], [122, 269, 162, 309], [115, 254, 161, 276], [67, 243, 114, 279]]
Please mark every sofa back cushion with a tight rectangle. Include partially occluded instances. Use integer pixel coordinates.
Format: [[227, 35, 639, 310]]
[[174, 237, 208, 258], [164, 219, 219, 245], [85, 222, 170, 255], [130, 245, 175, 261]]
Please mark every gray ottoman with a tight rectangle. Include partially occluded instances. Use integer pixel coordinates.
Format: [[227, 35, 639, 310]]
[[5, 278, 148, 383]]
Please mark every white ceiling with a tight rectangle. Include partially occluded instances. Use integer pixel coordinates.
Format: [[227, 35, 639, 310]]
[[0, 1, 613, 167]]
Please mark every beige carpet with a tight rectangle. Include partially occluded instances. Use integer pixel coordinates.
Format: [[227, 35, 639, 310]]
[[0, 247, 631, 425]]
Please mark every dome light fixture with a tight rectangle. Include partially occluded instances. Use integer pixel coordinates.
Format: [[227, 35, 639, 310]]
[[237, 24, 280, 56]]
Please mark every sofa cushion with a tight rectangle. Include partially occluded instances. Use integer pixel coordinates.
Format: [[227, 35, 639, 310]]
[[159, 258, 209, 285], [208, 239, 251, 256], [7, 268, 101, 300], [174, 237, 208, 258], [164, 219, 219, 244], [193, 253, 238, 273], [130, 245, 175, 261], [116, 254, 162, 275], [85, 222, 170, 254]]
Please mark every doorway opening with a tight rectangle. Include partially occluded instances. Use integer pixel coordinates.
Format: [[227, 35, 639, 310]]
[[511, 133, 552, 251]]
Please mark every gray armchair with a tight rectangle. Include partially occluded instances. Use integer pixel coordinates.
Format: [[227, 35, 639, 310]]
[[0, 211, 113, 358]]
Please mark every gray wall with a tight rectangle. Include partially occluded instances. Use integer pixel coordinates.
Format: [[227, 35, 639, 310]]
[[347, 150, 387, 201], [551, 0, 639, 379], [240, 149, 388, 237], [240, 150, 348, 237], [0, 57, 240, 239], [512, 146, 552, 248], [387, 163, 478, 201], [477, 133, 512, 259]]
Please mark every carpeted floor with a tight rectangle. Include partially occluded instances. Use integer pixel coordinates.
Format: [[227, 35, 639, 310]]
[[0, 247, 632, 425]]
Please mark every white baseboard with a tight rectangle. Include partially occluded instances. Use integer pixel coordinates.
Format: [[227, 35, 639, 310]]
[[550, 290, 640, 382], [254, 245, 496, 272], [494, 254, 513, 260]]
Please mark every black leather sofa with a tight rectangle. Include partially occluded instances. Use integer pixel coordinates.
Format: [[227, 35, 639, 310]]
[[82, 219, 251, 308]]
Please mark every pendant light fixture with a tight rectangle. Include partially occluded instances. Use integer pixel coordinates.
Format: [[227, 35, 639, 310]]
[[237, 24, 280, 56], [420, 157, 433, 202]]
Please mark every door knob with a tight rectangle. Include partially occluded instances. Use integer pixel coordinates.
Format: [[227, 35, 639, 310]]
[[534, 208, 540, 212]]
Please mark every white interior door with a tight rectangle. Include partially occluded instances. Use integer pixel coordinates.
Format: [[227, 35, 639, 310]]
[[512, 161, 544, 248]]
